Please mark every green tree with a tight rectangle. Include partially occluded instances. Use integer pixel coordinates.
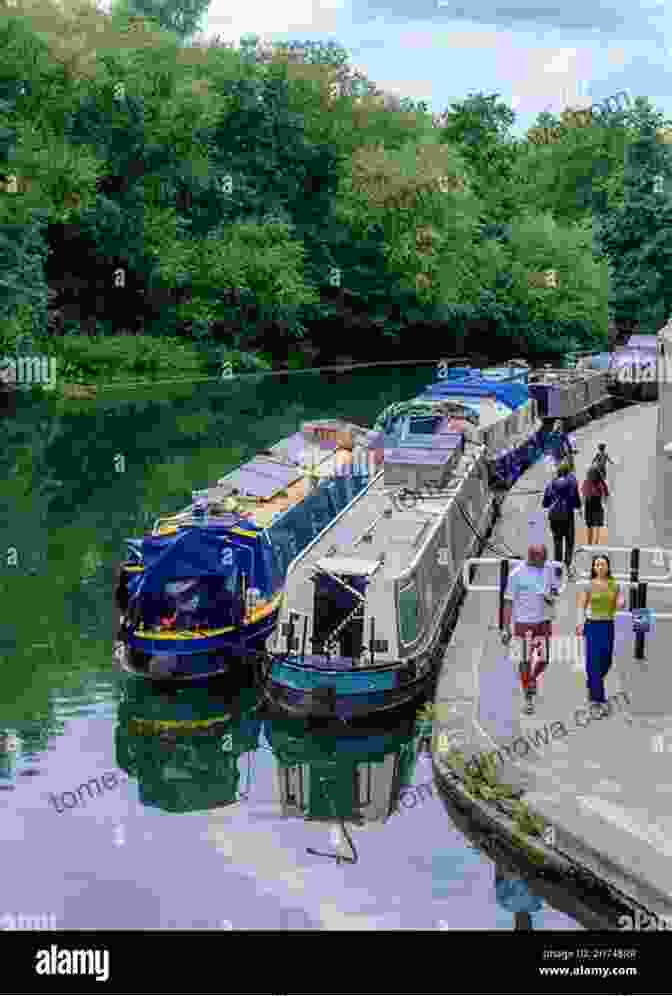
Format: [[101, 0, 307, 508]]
[[109, 0, 210, 41], [436, 92, 521, 225], [598, 97, 672, 332]]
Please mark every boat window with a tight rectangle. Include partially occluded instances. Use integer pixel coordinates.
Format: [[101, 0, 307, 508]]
[[398, 580, 420, 645], [408, 416, 441, 435]]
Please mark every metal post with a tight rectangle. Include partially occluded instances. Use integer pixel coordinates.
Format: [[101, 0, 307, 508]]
[[369, 617, 375, 667], [635, 581, 647, 660], [301, 615, 308, 662], [286, 612, 296, 654], [499, 559, 510, 630], [629, 548, 640, 611]]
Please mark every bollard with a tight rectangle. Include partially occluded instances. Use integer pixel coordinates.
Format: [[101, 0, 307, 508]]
[[499, 559, 510, 630], [629, 548, 640, 611], [634, 581, 647, 660]]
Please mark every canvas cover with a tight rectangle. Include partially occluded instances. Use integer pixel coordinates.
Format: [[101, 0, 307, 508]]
[[420, 379, 530, 411]]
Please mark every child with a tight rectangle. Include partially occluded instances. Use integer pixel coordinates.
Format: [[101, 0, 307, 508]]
[[592, 443, 614, 482]]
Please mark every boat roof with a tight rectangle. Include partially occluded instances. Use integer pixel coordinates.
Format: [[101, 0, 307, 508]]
[[414, 396, 512, 426], [153, 425, 368, 532], [135, 526, 259, 593], [315, 556, 381, 576], [282, 443, 483, 603], [419, 379, 530, 410]]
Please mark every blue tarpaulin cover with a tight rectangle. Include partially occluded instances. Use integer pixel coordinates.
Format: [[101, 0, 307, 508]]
[[419, 379, 530, 410], [626, 335, 658, 350], [134, 525, 261, 596]]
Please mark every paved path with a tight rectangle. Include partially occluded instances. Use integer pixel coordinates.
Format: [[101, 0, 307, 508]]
[[434, 401, 672, 916]]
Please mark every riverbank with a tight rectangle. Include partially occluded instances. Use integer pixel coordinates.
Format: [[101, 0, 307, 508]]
[[0, 333, 585, 401], [432, 400, 672, 924]]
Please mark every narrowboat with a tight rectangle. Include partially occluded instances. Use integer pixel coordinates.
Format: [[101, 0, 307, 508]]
[[115, 421, 374, 684], [263, 391, 497, 719], [526, 365, 612, 426]]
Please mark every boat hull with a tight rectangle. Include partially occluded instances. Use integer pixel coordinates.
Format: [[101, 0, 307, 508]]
[[264, 666, 437, 720], [117, 643, 265, 688], [262, 648, 442, 720], [118, 610, 278, 684]]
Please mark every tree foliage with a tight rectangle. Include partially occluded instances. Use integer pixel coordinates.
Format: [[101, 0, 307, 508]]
[[0, 1, 669, 369]]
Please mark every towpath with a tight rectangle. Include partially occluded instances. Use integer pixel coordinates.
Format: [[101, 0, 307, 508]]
[[433, 400, 672, 916]]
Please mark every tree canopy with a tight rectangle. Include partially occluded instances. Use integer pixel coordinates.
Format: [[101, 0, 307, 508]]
[[1, 0, 670, 370]]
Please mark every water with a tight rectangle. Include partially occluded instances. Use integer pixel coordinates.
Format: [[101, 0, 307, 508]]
[[0, 365, 581, 930]]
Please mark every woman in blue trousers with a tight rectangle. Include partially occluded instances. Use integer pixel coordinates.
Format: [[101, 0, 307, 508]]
[[576, 554, 625, 713]]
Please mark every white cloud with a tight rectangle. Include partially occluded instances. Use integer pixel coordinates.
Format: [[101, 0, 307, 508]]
[[202, 0, 346, 43], [544, 46, 578, 75]]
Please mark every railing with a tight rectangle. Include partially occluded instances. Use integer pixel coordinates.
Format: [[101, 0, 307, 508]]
[[573, 545, 672, 584], [462, 550, 672, 660], [323, 603, 365, 653]]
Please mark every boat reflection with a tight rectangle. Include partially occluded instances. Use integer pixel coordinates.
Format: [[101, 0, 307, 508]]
[[262, 709, 423, 864], [114, 681, 261, 813]]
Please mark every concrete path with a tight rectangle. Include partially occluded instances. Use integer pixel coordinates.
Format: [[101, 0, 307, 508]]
[[434, 401, 672, 916]]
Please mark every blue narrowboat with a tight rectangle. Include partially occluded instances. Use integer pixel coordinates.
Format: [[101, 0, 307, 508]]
[[115, 421, 374, 684]]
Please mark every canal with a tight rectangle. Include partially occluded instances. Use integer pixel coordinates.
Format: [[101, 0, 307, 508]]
[[0, 363, 581, 930]]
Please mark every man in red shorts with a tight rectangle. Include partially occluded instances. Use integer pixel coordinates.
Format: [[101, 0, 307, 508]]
[[501, 544, 557, 714]]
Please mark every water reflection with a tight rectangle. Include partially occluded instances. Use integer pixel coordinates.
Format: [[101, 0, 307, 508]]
[[114, 680, 261, 813], [0, 369, 588, 929], [262, 712, 420, 864], [495, 861, 543, 930]]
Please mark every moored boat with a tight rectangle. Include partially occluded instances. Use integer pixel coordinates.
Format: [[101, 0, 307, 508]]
[[262, 360, 612, 720], [263, 403, 492, 718], [115, 420, 374, 684], [527, 365, 612, 425]]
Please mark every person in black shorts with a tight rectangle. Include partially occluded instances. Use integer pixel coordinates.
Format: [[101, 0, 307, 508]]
[[581, 465, 609, 546]]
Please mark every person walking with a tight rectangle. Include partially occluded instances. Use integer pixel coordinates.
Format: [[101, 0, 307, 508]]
[[542, 461, 582, 579], [581, 465, 609, 546], [501, 544, 558, 714], [592, 443, 614, 483], [576, 554, 625, 712], [547, 420, 574, 472]]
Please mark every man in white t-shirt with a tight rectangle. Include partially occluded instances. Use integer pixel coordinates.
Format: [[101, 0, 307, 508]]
[[501, 544, 558, 714]]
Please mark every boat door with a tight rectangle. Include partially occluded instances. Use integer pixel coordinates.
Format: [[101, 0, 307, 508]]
[[312, 570, 367, 660]]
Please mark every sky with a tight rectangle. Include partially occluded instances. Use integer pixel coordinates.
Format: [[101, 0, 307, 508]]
[[187, 0, 672, 137]]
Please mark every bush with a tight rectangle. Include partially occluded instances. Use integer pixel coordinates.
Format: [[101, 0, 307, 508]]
[[45, 333, 205, 384], [196, 345, 273, 378]]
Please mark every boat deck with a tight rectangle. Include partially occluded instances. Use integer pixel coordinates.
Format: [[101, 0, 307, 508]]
[[270, 442, 485, 650], [154, 442, 360, 533]]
